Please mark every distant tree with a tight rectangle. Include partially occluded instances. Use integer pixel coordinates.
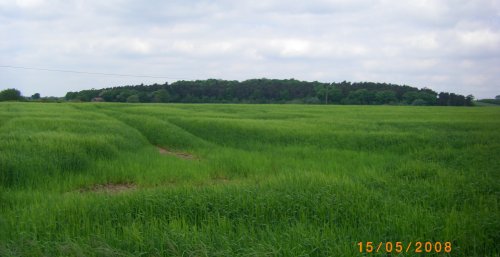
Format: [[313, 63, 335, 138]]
[[74, 89, 100, 101], [99, 90, 117, 102], [477, 98, 500, 105], [418, 91, 437, 105], [303, 96, 321, 104], [126, 94, 140, 103], [403, 91, 436, 105], [345, 89, 375, 105], [495, 95, 500, 100], [465, 95, 474, 106], [31, 93, 41, 99], [152, 89, 170, 103], [412, 99, 427, 106], [375, 90, 397, 104], [40, 96, 63, 103], [437, 92, 450, 106], [0, 88, 23, 101], [402, 91, 420, 104], [314, 84, 343, 104], [65, 92, 78, 101], [328, 86, 343, 103], [314, 84, 329, 104], [279, 89, 290, 101], [117, 91, 134, 102], [137, 92, 151, 102], [449, 93, 465, 106]]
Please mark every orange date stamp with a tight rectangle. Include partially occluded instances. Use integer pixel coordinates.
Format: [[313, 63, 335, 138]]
[[357, 241, 452, 253]]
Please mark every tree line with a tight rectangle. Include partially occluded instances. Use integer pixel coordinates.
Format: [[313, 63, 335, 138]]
[[0, 88, 56, 102], [476, 95, 500, 105], [64, 79, 474, 106]]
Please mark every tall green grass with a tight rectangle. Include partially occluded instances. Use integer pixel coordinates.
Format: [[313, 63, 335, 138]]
[[0, 102, 499, 256]]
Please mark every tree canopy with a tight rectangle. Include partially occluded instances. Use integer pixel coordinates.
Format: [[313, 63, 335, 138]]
[[64, 79, 474, 106], [0, 88, 23, 101]]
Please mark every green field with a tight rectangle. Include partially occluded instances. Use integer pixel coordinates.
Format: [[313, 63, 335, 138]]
[[0, 102, 499, 256]]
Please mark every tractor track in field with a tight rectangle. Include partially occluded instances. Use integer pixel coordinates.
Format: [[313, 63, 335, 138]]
[[77, 182, 136, 193], [87, 106, 210, 156], [68, 105, 202, 160], [157, 146, 198, 160]]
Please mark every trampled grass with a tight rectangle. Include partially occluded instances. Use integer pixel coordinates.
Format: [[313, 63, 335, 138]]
[[0, 102, 499, 256]]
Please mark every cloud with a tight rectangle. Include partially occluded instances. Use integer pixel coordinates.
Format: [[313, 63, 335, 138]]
[[0, 0, 499, 98]]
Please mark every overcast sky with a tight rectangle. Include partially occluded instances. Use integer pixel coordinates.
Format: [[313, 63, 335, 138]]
[[1, 0, 499, 98]]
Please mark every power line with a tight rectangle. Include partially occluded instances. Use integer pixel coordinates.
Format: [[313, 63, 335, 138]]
[[0, 65, 187, 80]]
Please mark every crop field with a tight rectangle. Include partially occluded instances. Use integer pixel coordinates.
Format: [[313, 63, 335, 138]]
[[0, 102, 499, 256]]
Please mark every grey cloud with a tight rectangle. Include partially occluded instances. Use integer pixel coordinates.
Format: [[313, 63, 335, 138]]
[[0, 0, 499, 98]]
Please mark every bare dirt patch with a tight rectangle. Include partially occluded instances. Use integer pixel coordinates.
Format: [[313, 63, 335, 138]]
[[211, 175, 231, 183], [157, 146, 198, 160], [79, 183, 136, 193]]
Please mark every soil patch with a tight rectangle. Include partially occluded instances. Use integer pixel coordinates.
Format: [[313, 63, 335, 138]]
[[211, 176, 231, 183], [157, 146, 197, 160]]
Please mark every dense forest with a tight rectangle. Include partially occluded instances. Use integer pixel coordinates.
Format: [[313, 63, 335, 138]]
[[64, 79, 474, 106]]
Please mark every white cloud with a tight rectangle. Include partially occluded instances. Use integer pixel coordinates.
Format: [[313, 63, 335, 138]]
[[457, 29, 500, 49], [14, 0, 44, 8], [273, 39, 311, 57]]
